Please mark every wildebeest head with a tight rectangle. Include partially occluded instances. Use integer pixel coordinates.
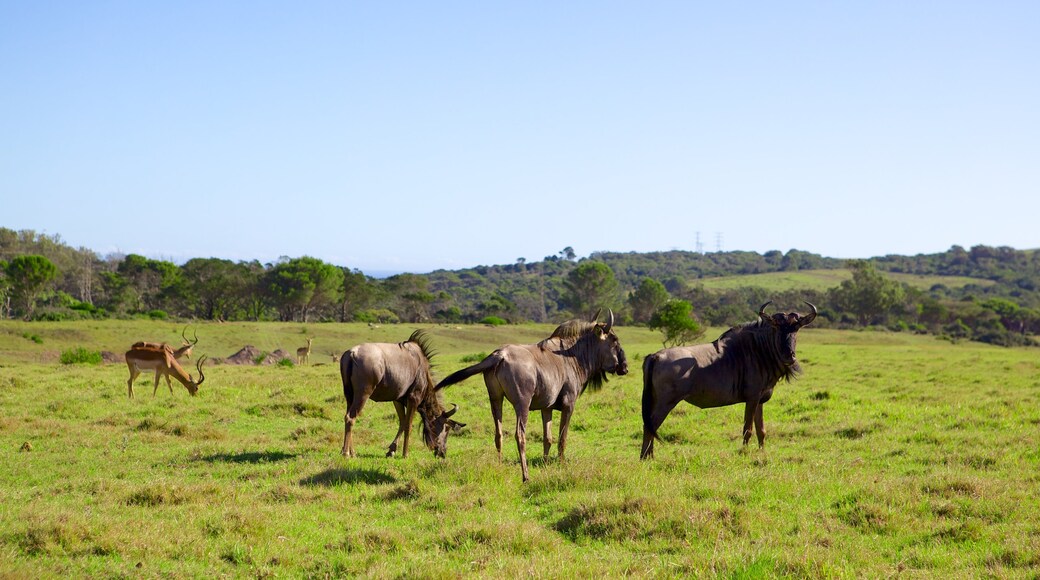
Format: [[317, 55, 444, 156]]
[[757, 301, 817, 369], [418, 399, 462, 458], [593, 309, 628, 376]]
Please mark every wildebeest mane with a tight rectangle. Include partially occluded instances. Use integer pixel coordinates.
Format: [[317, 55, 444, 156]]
[[718, 319, 801, 383], [404, 329, 437, 364], [539, 318, 609, 392]]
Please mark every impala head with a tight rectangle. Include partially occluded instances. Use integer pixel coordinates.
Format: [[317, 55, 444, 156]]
[[176, 327, 199, 359], [186, 355, 207, 396]]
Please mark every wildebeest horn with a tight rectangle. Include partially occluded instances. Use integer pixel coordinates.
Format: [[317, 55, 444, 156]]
[[605, 309, 614, 333], [444, 403, 458, 418], [758, 301, 779, 327], [590, 309, 602, 323], [797, 302, 818, 328]]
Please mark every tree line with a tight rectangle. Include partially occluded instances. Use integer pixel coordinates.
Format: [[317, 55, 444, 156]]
[[1, 228, 1037, 347]]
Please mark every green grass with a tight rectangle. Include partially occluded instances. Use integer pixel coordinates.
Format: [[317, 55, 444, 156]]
[[697, 269, 996, 293], [1, 320, 1038, 576]]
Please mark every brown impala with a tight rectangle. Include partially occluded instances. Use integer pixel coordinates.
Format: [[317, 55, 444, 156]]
[[125, 344, 207, 398], [131, 327, 199, 393]]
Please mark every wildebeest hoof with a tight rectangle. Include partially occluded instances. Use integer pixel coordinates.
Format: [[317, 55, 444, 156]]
[[386, 450, 396, 458]]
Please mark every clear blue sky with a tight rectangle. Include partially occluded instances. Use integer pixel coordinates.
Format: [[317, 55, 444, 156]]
[[2, 2, 1038, 274]]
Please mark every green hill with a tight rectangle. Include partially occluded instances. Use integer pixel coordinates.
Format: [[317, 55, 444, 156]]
[[696, 270, 996, 293]]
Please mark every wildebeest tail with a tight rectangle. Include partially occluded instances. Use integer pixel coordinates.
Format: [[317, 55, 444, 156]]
[[339, 352, 354, 408], [435, 353, 501, 390], [642, 354, 662, 442]]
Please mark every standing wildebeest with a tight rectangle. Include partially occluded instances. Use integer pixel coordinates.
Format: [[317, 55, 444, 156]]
[[339, 330, 461, 459], [436, 310, 628, 482], [640, 301, 817, 459]]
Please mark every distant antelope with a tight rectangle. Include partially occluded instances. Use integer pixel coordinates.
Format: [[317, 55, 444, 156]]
[[131, 327, 199, 394], [330, 351, 340, 363], [297, 338, 313, 365], [125, 345, 207, 398]]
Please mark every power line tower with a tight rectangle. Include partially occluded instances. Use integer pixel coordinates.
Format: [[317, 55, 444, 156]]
[[715, 232, 724, 253], [695, 232, 704, 254]]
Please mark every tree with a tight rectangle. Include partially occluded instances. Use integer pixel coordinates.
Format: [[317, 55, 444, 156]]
[[6, 255, 58, 319], [628, 277, 670, 324], [265, 257, 344, 322], [830, 260, 906, 326], [649, 300, 705, 347], [563, 261, 619, 318], [340, 268, 378, 322]]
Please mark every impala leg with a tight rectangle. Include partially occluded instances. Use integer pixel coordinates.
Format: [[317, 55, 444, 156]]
[[540, 409, 554, 461], [754, 404, 766, 448], [127, 365, 140, 399], [165, 374, 174, 394], [742, 401, 759, 446], [514, 406, 531, 483], [387, 401, 406, 457], [152, 370, 162, 396], [490, 396, 505, 460]]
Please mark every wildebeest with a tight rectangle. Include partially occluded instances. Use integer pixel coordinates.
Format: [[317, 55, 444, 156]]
[[436, 310, 629, 482], [125, 345, 207, 398], [640, 301, 817, 459], [339, 330, 461, 459]]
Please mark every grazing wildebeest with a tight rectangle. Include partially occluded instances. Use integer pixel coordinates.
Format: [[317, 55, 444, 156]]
[[125, 346, 207, 398], [131, 327, 199, 394], [339, 330, 462, 459], [436, 310, 629, 482], [640, 301, 817, 459]]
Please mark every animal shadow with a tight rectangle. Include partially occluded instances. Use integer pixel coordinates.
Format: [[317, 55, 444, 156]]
[[202, 451, 298, 464], [300, 467, 396, 487]]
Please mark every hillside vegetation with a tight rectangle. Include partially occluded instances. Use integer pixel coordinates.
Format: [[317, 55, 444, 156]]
[[1, 320, 1038, 576], [2, 228, 1038, 348]]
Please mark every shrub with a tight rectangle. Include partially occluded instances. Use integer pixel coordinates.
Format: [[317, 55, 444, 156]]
[[147, 309, 168, 320], [278, 358, 295, 368], [479, 316, 507, 326], [460, 352, 488, 363], [60, 347, 102, 365], [22, 333, 43, 344], [354, 309, 400, 324]]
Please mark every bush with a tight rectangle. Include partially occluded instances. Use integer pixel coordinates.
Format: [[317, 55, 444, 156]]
[[278, 358, 295, 368], [354, 309, 400, 324], [148, 309, 168, 320], [460, 352, 488, 363], [60, 347, 102, 365], [479, 316, 507, 326], [22, 333, 43, 344]]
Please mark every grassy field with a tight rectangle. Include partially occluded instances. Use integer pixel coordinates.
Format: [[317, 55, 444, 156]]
[[1, 320, 1038, 577], [696, 270, 996, 293]]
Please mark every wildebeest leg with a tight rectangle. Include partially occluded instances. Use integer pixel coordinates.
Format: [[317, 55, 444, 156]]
[[540, 409, 554, 460], [401, 401, 418, 458], [742, 401, 760, 446], [342, 396, 367, 458], [754, 404, 766, 448], [490, 396, 505, 460], [640, 398, 681, 460], [387, 401, 406, 457], [514, 406, 531, 482], [557, 406, 574, 460]]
